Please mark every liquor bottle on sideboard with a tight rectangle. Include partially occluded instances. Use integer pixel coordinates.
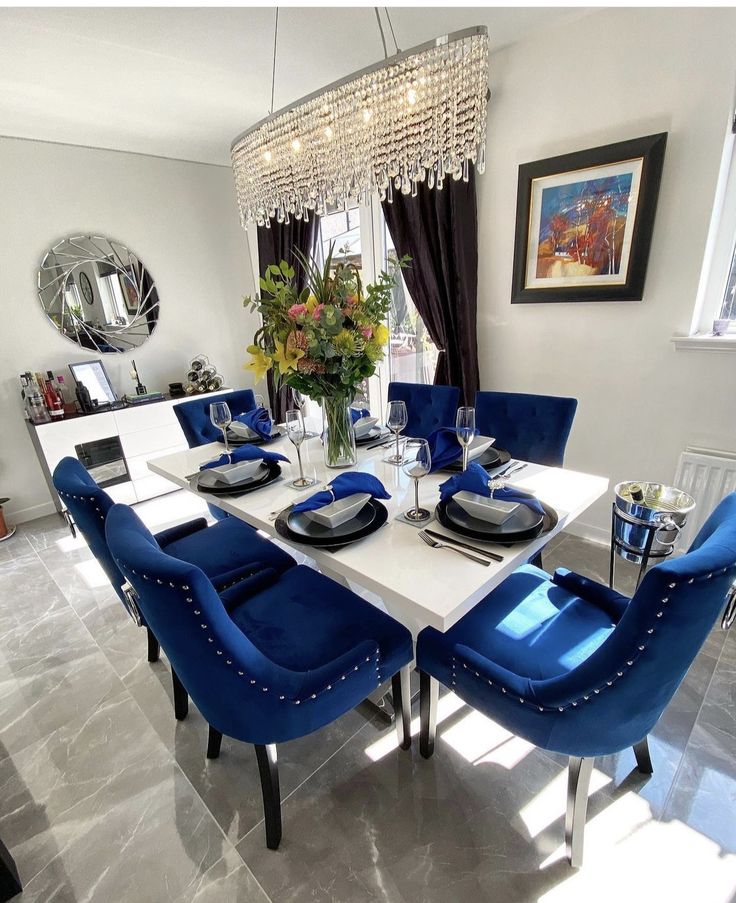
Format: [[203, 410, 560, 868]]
[[45, 371, 64, 419]]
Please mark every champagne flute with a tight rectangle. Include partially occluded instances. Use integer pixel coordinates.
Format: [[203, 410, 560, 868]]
[[285, 409, 316, 489], [210, 401, 232, 454], [402, 439, 431, 521], [456, 406, 476, 472], [385, 400, 408, 465]]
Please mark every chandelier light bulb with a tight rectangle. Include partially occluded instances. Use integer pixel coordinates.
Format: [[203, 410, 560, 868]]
[[231, 26, 489, 227]]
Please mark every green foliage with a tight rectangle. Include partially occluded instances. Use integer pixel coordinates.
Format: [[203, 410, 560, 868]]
[[244, 242, 409, 400]]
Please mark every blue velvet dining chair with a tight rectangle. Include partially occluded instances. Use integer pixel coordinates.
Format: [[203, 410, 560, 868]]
[[174, 389, 258, 520], [173, 389, 257, 447], [474, 391, 578, 467], [52, 456, 295, 718], [416, 493, 736, 867], [387, 382, 460, 440], [105, 502, 414, 850]]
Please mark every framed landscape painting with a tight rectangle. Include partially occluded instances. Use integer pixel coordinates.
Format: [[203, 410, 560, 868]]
[[511, 133, 667, 303]]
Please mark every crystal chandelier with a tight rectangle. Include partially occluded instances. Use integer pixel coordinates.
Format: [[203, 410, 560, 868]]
[[230, 21, 489, 228]]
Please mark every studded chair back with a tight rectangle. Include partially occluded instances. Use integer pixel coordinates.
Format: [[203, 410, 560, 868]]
[[174, 389, 256, 448], [105, 503, 388, 744], [474, 391, 578, 466], [52, 457, 123, 599], [489, 493, 736, 757], [387, 382, 460, 440]]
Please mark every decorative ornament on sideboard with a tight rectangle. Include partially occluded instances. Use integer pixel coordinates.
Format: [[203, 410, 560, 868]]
[[186, 355, 224, 395], [230, 11, 489, 228]]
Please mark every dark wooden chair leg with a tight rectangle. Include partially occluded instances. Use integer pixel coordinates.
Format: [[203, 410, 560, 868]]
[[419, 670, 438, 759], [146, 627, 160, 663], [0, 834, 22, 902], [565, 756, 594, 868], [391, 666, 412, 750], [255, 744, 282, 850], [171, 668, 189, 721], [633, 736, 653, 774], [207, 725, 223, 759]]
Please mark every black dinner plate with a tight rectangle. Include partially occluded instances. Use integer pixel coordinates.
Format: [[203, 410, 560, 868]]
[[191, 460, 281, 496], [287, 501, 376, 540], [441, 447, 510, 473], [436, 494, 557, 544], [275, 498, 388, 549], [355, 427, 389, 446], [220, 427, 284, 447]]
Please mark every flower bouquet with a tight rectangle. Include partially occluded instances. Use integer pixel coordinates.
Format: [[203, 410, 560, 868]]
[[244, 245, 408, 467]]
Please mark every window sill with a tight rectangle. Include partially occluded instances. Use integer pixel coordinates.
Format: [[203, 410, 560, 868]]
[[671, 334, 736, 352]]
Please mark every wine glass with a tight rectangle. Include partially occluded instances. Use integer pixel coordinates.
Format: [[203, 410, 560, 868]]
[[385, 400, 408, 465], [294, 390, 317, 439], [285, 409, 317, 489], [456, 406, 476, 472], [402, 439, 431, 521], [210, 401, 232, 454]]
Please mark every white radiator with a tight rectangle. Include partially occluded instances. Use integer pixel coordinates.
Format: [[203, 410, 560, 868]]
[[674, 447, 736, 548]]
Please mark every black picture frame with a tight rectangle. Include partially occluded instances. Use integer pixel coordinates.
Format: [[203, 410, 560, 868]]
[[511, 132, 667, 304]]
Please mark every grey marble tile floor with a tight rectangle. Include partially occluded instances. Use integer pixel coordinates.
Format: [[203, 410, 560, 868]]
[[1, 492, 734, 902]]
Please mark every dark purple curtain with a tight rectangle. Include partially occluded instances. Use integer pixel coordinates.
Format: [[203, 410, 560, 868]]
[[256, 217, 320, 420], [381, 167, 480, 405]]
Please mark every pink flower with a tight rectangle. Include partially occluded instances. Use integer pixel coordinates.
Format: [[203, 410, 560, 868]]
[[312, 303, 325, 321], [287, 304, 308, 320], [360, 326, 373, 340]]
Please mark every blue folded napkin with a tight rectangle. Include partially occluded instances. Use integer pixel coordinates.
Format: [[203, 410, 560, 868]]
[[292, 472, 391, 514], [200, 444, 288, 471], [350, 407, 371, 424], [425, 427, 463, 472], [439, 461, 545, 515], [232, 406, 273, 440]]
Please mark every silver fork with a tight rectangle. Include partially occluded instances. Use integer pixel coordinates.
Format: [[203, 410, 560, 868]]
[[419, 531, 490, 566]]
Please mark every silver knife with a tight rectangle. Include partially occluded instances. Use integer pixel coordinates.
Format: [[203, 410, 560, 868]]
[[424, 529, 504, 562]]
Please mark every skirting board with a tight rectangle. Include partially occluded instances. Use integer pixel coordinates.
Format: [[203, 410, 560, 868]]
[[5, 500, 58, 525]]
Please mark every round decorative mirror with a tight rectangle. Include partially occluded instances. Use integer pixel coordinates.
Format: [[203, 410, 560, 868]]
[[37, 236, 160, 353]]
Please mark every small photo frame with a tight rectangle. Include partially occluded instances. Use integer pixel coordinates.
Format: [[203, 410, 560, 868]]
[[511, 132, 667, 303]]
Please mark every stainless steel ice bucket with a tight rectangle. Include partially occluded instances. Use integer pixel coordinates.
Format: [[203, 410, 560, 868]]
[[613, 481, 696, 563]]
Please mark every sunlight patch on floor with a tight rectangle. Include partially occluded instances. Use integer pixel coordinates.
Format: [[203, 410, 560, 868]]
[[539, 791, 736, 902], [363, 692, 466, 762], [74, 558, 109, 589], [442, 709, 535, 769], [521, 767, 611, 840]]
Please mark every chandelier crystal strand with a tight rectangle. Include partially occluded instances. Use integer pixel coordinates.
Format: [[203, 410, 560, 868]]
[[231, 26, 489, 228]]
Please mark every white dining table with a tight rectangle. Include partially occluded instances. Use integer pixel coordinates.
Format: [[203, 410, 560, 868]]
[[148, 433, 609, 637]]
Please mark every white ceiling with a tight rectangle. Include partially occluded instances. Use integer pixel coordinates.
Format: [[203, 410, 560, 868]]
[[0, 6, 589, 166]]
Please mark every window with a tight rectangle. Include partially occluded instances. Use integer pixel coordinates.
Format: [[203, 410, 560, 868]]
[[315, 197, 438, 408], [718, 243, 736, 321], [686, 113, 736, 339]]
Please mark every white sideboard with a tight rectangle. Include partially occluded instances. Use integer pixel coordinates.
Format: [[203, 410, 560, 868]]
[[28, 391, 231, 512]]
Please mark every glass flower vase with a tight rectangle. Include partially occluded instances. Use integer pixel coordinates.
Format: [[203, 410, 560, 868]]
[[321, 397, 357, 469]]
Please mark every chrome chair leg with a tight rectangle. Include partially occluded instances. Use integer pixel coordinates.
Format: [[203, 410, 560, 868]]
[[419, 671, 439, 759], [171, 668, 189, 721], [565, 756, 594, 868], [207, 726, 223, 759], [255, 744, 282, 850], [633, 736, 653, 774], [391, 666, 412, 750], [146, 627, 160, 663]]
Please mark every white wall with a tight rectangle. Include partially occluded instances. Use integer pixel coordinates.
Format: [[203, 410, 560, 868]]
[[0, 137, 259, 523], [479, 7, 736, 540]]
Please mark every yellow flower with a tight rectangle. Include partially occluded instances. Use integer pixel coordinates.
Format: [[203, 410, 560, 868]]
[[272, 336, 305, 374], [373, 323, 389, 346], [243, 344, 272, 382], [305, 294, 319, 314]]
